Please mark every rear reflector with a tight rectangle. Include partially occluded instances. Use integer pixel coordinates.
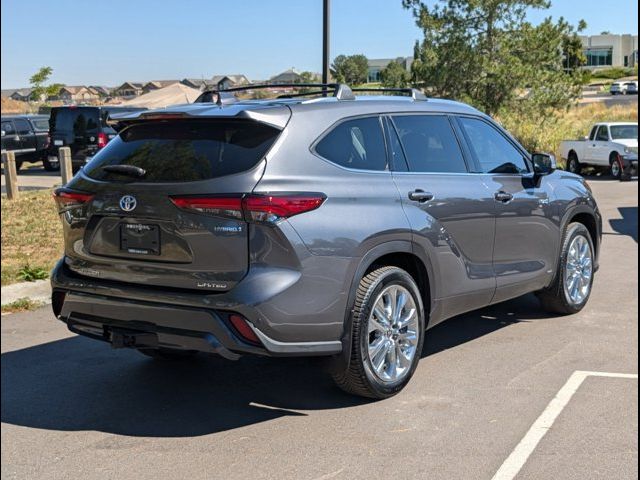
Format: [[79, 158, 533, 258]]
[[229, 314, 261, 345], [53, 189, 94, 211], [170, 193, 326, 224]]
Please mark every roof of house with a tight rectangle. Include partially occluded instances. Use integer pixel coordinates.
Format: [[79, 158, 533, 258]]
[[114, 82, 144, 90], [10, 88, 33, 97], [1, 89, 17, 98], [144, 80, 180, 89], [211, 74, 250, 85]]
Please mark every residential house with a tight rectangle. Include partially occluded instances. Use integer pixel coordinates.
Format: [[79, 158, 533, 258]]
[[142, 80, 180, 94], [56, 86, 100, 103], [89, 86, 111, 98], [181, 78, 215, 91], [112, 82, 144, 98], [210, 74, 250, 90], [1, 89, 17, 99], [9, 88, 34, 102], [269, 68, 303, 84]]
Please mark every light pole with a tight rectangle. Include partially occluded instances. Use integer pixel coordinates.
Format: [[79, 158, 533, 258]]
[[322, 0, 330, 92]]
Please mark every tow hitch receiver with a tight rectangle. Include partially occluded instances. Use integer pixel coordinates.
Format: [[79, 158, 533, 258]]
[[109, 328, 159, 349]]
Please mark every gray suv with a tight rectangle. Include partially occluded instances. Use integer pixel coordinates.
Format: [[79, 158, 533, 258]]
[[51, 84, 601, 398]]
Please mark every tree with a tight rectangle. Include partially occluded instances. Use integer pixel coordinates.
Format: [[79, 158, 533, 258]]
[[402, 0, 586, 116], [29, 66, 63, 102], [296, 71, 320, 93], [331, 54, 369, 85], [380, 60, 410, 88]]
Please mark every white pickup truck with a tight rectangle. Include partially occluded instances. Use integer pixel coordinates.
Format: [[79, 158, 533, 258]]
[[560, 122, 638, 180]]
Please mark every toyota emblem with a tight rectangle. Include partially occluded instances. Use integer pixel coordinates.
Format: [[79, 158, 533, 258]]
[[119, 195, 137, 212]]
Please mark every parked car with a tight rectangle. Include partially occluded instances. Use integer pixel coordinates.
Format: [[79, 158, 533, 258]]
[[50, 84, 602, 399], [1, 115, 51, 170], [624, 81, 638, 94], [560, 122, 638, 180], [610, 81, 628, 95], [46, 106, 146, 172]]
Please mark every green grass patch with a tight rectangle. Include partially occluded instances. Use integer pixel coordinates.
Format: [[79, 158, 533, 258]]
[[1, 297, 45, 314], [1, 189, 62, 286]]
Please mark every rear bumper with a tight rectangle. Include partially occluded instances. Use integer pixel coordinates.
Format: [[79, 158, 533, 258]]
[[51, 260, 343, 357]]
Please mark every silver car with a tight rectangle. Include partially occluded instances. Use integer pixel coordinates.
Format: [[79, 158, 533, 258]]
[[51, 84, 602, 398]]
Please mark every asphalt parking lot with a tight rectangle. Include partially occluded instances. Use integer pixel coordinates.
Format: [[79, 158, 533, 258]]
[[1, 178, 637, 480]]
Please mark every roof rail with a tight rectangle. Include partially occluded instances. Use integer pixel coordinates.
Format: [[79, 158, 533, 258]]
[[350, 87, 428, 101], [193, 83, 356, 105]]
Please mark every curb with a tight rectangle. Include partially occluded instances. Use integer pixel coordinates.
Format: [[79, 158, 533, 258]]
[[1, 279, 51, 306]]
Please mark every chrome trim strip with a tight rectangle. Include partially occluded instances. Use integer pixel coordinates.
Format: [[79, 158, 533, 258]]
[[248, 324, 342, 354]]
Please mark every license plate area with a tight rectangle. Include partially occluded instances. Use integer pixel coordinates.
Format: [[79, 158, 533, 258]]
[[120, 223, 160, 255]]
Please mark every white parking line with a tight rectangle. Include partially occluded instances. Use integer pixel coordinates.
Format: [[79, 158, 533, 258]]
[[492, 370, 638, 480]]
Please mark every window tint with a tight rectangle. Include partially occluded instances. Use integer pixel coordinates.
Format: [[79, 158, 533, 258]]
[[315, 117, 387, 171], [595, 126, 609, 141], [31, 118, 50, 131], [51, 108, 99, 134], [13, 119, 32, 135], [610, 124, 638, 140], [458, 117, 528, 174], [2, 121, 15, 134], [84, 120, 280, 183], [392, 115, 467, 173]]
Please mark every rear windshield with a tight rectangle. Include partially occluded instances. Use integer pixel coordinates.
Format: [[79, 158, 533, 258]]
[[50, 107, 101, 133], [84, 119, 280, 182], [610, 124, 638, 140]]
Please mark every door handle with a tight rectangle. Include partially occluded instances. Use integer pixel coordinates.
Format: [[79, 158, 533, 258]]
[[408, 189, 434, 203], [494, 191, 513, 203]]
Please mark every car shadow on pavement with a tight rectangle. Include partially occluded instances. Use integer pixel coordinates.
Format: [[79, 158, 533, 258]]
[[422, 293, 550, 357], [608, 206, 638, 243], [1, 294, 549, 438]]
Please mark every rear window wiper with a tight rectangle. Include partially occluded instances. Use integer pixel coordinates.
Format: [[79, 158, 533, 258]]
[[101, 165, 146, 178]]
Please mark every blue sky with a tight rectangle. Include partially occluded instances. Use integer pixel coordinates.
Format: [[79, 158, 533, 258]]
[[1, 0, 638, 88]]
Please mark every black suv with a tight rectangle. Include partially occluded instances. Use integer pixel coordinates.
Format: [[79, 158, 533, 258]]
[[1, 115, 51, 170], [47, 106, 146, 171]]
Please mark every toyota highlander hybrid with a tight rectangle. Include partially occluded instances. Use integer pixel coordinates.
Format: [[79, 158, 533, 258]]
[[51, 84, 601, 398]]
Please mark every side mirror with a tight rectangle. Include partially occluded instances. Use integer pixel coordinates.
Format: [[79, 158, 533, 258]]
[[0, 130, 5, 137], [583, 135, 589, 141], [532, 152, 556, 176]]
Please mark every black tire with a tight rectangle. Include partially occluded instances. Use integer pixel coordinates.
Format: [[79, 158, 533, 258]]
[[567, 153, 582, 175], [138, 348, 198, 360], [332, 266, 425, 399], [42, 156, 60, 171], [610, 153, 622, 179], [537, 222, 595, 315]]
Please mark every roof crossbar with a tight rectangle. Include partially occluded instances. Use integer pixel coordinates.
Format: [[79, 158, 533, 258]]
[[350, 87, 428, 101], [193, 83, 356, 105]]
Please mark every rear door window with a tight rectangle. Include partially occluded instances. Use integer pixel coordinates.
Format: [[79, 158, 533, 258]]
[[391, 115, 468, 173], [84, 119, 280, 182], [315, 116, 387, 171]]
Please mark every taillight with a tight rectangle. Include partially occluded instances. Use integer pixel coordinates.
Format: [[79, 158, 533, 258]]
[[243, 195, 326, 223], [170, 196, 243, 219], [169, 193, 326, 224], [228, 314, 261, 345], [97, 132, 108, 148], [53, 188, 94, 211]]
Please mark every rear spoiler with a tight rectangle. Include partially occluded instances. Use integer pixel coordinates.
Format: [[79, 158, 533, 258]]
[[107, 104, 291, 130]]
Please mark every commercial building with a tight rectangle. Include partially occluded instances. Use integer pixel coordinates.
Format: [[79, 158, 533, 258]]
[[580, 34, 638, 69], [367, 57, 413, 83]]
